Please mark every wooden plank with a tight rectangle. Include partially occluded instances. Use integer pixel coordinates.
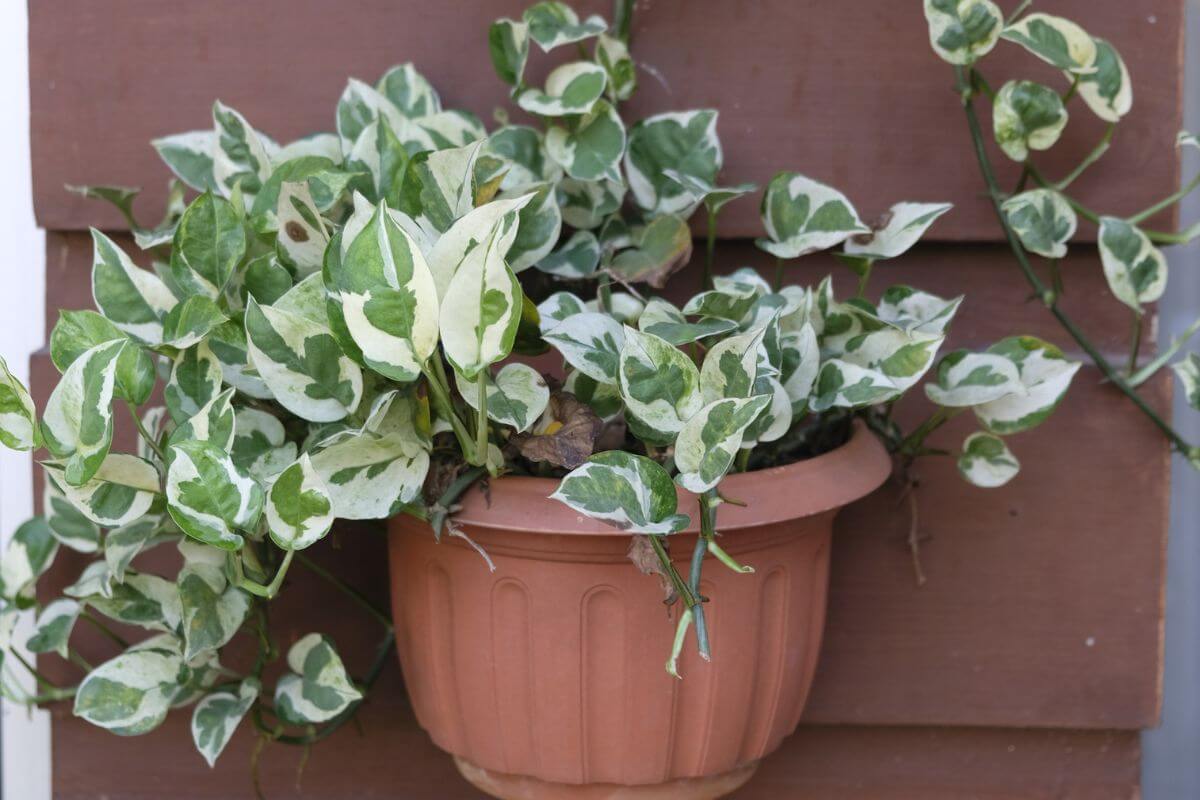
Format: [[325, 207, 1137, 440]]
[[29, 0, 1184, 239]]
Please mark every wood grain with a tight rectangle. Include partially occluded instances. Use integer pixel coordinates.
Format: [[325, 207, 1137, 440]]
[[29, 0, 1184, 239]]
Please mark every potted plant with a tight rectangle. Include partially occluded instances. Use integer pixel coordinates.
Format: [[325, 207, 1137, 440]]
[[0, 2, 1082, 798]]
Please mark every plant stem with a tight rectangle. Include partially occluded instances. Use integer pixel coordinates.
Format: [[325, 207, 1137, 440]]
[[125, 400, 165, 462], [687, 536, 710, 659], [773, 258, 784, 292], [855, 260, 875, 298], [475, 374, 490, 469], [1005, 0, 1033, 25], [700, 490, 753, 574], [295, 553, 393, 630], [81, 610, 130, 649], [1061, 74, 1080, 104], [614, 0, 635, 43], [598, 275, 614, 313], [1130, 316, 1200, 387], [1054, 123, 1115, 191], [421, 360, 477, 464], [703, 205, 717, 291], [1128, 312, 1144, 375], [1127, 170, 1200, 225], [647, 534, 700, 618], [958, 66, 1195, 456], [238, 549, 294, 599], [898, 406, 955, 455], [734, 447, 751, 473]]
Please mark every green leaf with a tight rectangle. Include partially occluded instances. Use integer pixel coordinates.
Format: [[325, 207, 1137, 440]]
[[43, 478, 101, 553], [266, 455, 334, 550], [1002, 189, 1077, 259], [552, 451, 689, 534], [625, 110, 722, 217], [542, 311, 625, 384], [922, 0, 1003, 65], [638, 297, 736, 345], [618, 326, 704, 442], [756, 172, 868, 258], [166, 440, 265, 550], [480, 126, 561, 192], [523, 1, 606, 51], [537, 230, 601, 278], [91, 229, 178, 344], [609, 214, 693, 289], [169, 192, 247, 299], [505, 182, 562, 272], [86, 572, 182, 633], [558, 178, 624, 229], [546, 100, 625, 183], [992, 80, 1068, 162], [925, 349, 1026, 407], [958, 431, 1020, 488], [843, 202, 953, 260], [44, 454, 160, 529], [41, 340, 124, 486], [191, 679, 259, 767], [674, 396, 772, 493], [564, 369, 623, 420], [74, 636, 185, 736], [973, 336, 1081, 434], [66, 184, 141, 228], [50, 310, 154, 405], [152, 130, 218, 192], [1098, 217, 1167, 314], [27, 598, 81, 659], [596, 33, 636, 101], [456, 362, 550, 433], [177, 540, 251, 660], [212, 101, 273, 200], [1001, 12, 1097, 74], [161, 296, 230, 349], [274, 634, 362, 725], [1173, 353, 1200, 411], [1075, 38, 1132, 122], [516, 62, 607, 117], [0, 355, 38, 451], [0, 517, 58, 602], [165, 342, 223, 425], [489, 18, 529, 87]]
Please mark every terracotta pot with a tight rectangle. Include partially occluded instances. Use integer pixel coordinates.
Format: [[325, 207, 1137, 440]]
[[388, 421, 890, 800]]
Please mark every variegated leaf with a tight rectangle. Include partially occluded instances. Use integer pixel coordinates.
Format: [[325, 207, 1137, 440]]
[[537, 230, 601, 278], [506, 182, 562, 272], [425, 193, 532, 299], [377, 62, 441, 117], [993, 80, 1068, 162], [456, 362, 550, 433], [596, 33, 636, 101], [662, 170, 755, 216], [0, 355, 37, 451], [682, 282, 760, 323], [840, 327, 945, 393], [609, 214, 693, 288], [552, 451, 689, 534], [877, 286, 963, 335], [516, 61, 607, 117], [809, 359, 899, 412], [63, 560, 111, 601], [266, 455, 333, 550], [974, 336, 1081, 434], [780, 323, 820, 414], [1002, 189, 1077, 259], [231, 407, 294, 483], [925, 349, 1026, 407], [166, 440, 265, 550], [169, 192, 246, 299], [488, 18, 529, 87], [675, 396, 772, 493], [44, 454, 159, 529], [244, 295, 364, 423], [43, 478, 101, 552], [27, 598, 81, 659], [212, 101, 273, 200], [161, 296, 230, 350], [337, 78, 406, 155], [739, 374, 792, 447], [1001, 12, 1097, 74], [152, 130, 218, 192], [274, 133, 342, 164], [41, 340, 124, 486], [87, 572, 182, 633], [1172, 354, 1200, 411], [638, 297, 736, 345], [409, 140, 486, 233], [274, 634, 362, 725], [618, 326, 704, 442], [74, 635, 185, 736], [439, 221, 523, 379], [0, 517, 58, 601], [756, 172, 868, 258], [588, 292, 644, 324], [416, 110, 487, 152], [558, 177, 624, 229], [165, 342, 223, 425], [275, 180, 330, 276], [923, 0, 1004, 65], [480, 126, 560, 192], [91, 229, 177, 344], [843, 202, 953, 260], [168, 387, 236, 453], [177, 540, 250, 660], [564, 369, 623, 420], [625, 110, 722, 217], [105, 516, 165, 587], [699, 326, 765, 402], [546, 100, 625, 182], [1098, 217, 1167, 313], [209, 320, 273, 400], [192, 678, 259, 767], [308, 424, 428, 520], [536, 291, 588, 331], [523, 1, 606, 51], [1074, 38, 1132, 122], [543, 311, 626, 383], [331, 203, 440, 381], [51, 310, 155, 406], [958, 432, 1020, 488]]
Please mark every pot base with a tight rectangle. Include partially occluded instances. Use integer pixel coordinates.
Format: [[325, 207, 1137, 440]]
[[453, 756, 759, 800]]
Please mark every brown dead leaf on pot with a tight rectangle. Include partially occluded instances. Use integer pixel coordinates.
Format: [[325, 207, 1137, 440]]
[[510, 391, 603, 469]]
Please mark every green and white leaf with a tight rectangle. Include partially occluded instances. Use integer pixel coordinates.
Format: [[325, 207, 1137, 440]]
[[596, 33, 636, 101], [588, 292, 644, 324], [843, 202, 953, 260], [780, 323, 820, 414], [558, 177, 624, 229], [923, 0, 1004, 65], [192, 678, 259, 767], [439, 222, 523, 378], [209, 321, 273, 400], [537, 230, 601, 278], [0, 355, 37, 451], [337, 78, 407, 155], [161, 296, 230, 349], [618, 326, 704, 441], [91, 230, 177, 344], [973, 336, 1081, 434], [675, 396, 772, 493], [166, 440, 264, 550], [699, 326, 765, 402], [87, 572, 183, 633], [164, 342, 223, 425], [609, 214, 693, 288], [212, 101, 273, 200], [638, 297, 736, 345], [625, 110, 722, 217], [74, 636, 184, 736], [925, 349, 1026, 407], [1074, 38, 1132, 122], [377, 62, 441, 117], [516, 61, 607, 117], [809, 359, 899, 412], [265, 455, 333, 550], [168, 387, 236, 453], [564, 369, 623, 420], [545, 100, 625, 182], [489, 18, 529, 87], [41, 340, 123, 486], [152, 130, 218, 192], [168, 192, 246, 299], [536, 291, 588, 331], [1001, 12, 1097, 74], [1098, 217, 1167, 313], [505, 182, 562, 272], [839, 327, 944, 392], [543, 311, 626, 385], [308, 425, 428, 520], [0, 517, 58, 601], [44, 454, 159, 529], [274, 634, 362, 725], [662, 170, 755, 215], [957, 432, 1020, 488], [551, 451, 689, 534], [275, 180, 330, 277], [27, 598, 81, 659], [104, 516, 165, 587], [993, 80, 1068, 162], [1002, 189, 1077, 259], [523, 1, 606, 51], [1172, 353, 1200, 411], [877, 285, 963, 335], [177, 540, 250, 660], [456, 362, 549, 433], [43, 478, 101, 553], [757, 172, 868, 258], [425, 193, 532, 299]]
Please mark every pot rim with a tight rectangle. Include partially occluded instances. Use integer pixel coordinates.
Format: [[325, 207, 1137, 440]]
[[445, 419, 891, 536]]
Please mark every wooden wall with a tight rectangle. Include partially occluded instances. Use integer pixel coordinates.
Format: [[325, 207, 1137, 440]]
[[26, 1, 1182, 797]]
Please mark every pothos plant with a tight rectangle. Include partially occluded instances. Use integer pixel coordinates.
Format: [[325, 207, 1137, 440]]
[[0, 0, 1079, 779], [923, 0, 1200, 467]]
